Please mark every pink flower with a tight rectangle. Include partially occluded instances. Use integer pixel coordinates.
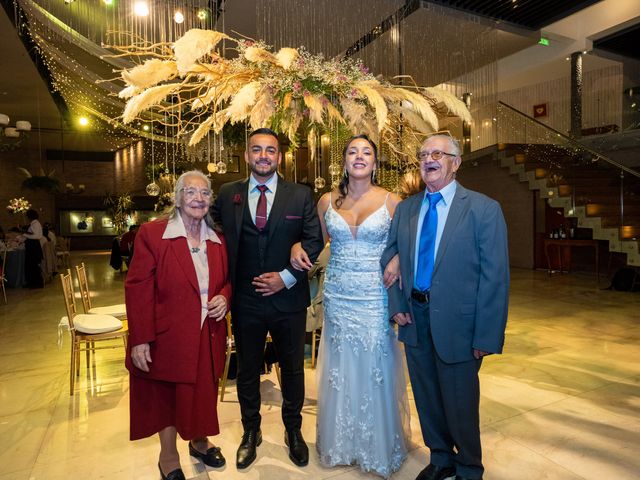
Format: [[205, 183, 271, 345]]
[[293, 81, 302, 92], [303, 89, 310, 97], [233, 194, 242, 204]]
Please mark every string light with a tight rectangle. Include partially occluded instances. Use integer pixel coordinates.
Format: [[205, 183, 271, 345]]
[[174, 11, 184, 24]]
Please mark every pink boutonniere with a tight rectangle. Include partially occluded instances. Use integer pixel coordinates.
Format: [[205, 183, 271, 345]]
[[233, 193, 242, 204]]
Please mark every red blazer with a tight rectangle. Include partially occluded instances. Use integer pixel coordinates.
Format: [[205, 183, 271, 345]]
[[124, 218, 231, 384]]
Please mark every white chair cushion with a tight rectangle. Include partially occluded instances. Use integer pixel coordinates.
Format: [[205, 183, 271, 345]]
[[89, 304, 127, 318], [73, 314, 122, 334]]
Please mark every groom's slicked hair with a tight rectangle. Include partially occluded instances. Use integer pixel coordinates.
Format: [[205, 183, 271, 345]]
[[248, 128, 280, 150]]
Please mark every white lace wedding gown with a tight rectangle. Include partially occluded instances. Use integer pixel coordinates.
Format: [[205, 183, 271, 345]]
[[316, 198, 410, 478]]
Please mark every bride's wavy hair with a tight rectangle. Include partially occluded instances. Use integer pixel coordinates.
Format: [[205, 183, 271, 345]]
[[336, 134, 379, 209]]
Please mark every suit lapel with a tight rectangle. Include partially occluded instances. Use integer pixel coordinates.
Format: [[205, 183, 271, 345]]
[[170, 238, 200, 294], [433, 184, 468, 275], [267, 177, 288, 245], [234, 179, 249, 240], [406, 194, 423, 290]]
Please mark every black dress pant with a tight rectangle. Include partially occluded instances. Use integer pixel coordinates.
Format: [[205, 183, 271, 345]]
[[232, 292, 307, 432], [24, 239, 44, 289]]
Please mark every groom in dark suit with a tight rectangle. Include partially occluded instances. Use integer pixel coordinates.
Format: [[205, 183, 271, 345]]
[[382, 134, 509, 480], [212, 128, 323, 469]]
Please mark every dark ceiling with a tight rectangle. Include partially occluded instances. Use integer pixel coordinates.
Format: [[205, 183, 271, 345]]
[[425, 0, 603, 30], [594, 23, 640, 62]]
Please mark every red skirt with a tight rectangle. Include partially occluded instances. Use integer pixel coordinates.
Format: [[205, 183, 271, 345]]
[[129, 319, 220, 441]]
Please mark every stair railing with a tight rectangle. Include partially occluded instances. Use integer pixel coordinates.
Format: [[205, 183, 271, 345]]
[[496, 102, 640, 239]]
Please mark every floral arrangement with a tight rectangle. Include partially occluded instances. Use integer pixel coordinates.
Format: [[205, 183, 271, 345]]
[[6, 197, 31, 214], [154, 192, 174, 213], [103, 193, 134, 234], [116, 29, 470, 163]]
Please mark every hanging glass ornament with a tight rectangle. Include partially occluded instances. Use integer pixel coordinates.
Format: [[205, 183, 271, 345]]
[[314, 177, 326, 190], [207, 162, 217, 173], [328, 163, 341, 176], [216, 160, 227, 174], [145, 182, 160, 196]]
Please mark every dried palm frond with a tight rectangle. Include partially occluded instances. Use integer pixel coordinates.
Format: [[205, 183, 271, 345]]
[[244, 46, 276, 64], [250, 88, 276, 129], [122, 59, 178, 90], [282, 92, 292, 110], [340, 98, 366, 132], [173, 29, 229, 76], [275, 47, 298, 70], [422, 87, 472, 123], [307, 127, 317, 163], [123, 83, 178, 123], [325, 101, 345, 124], [397, 89, 439, 131], [227, 81, 260, 123], [389, 103, 433, 135], [303, 94, 324, 124], [118, 85, 139, 99], [355, 81, 388, 131], [189, 108, 229, 146]]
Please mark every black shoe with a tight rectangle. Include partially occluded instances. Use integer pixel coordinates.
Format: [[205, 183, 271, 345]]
[[188, 441, 226, 468], [284, 429, 309, 467], [455, 477, 482, 480], [236, 429, 262, 469], [416, 464, 456, 480], [158, 462, 186, 480]]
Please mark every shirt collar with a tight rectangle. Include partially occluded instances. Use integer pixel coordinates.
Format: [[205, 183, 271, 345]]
[[162, 212, 221, 244], [249, 172, 278, 192], [422, 180, 457, 206]]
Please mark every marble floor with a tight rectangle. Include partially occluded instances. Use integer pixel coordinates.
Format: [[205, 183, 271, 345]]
[[0, 251, 639, 480]]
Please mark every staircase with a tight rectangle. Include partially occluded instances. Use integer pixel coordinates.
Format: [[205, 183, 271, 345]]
[[494, 102, 640, 267]]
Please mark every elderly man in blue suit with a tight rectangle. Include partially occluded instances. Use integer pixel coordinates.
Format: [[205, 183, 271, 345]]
[[381, 134, 509, 480]]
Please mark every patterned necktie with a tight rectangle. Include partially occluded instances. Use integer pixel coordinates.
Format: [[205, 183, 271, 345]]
[[255, 185, 268, 231], [415, 192, 443, 292]]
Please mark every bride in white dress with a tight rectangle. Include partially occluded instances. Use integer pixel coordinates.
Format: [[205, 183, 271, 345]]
[[292, 135, 410, 478]]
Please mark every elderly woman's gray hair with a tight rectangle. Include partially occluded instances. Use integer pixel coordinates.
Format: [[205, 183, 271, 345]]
[[167, 170, 219, 230]]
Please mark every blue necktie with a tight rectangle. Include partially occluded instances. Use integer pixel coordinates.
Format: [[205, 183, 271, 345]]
[[415, 192, 442, 292]]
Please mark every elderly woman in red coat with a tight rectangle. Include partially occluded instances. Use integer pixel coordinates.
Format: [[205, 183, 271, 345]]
[[125, 170, 231, 480]]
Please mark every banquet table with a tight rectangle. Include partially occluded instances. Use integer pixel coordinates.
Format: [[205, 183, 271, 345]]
[[5, 248, 26, 288]]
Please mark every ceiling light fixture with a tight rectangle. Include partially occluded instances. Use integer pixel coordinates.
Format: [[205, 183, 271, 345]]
[[197, 9, 208, 20], [0, 114, 31, 149], [174, 11, 184, 24], [79, 116, 89, 126], [134, 1, 149, 17]]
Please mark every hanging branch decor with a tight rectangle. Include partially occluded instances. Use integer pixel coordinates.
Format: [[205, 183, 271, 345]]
[[117, 29, 471, 170]]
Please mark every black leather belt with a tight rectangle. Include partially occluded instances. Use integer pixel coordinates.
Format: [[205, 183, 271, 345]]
[[411, 289, 429, 304]]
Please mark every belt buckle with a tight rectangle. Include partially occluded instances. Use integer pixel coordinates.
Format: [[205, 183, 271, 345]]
[[412, 289, 429, 304]]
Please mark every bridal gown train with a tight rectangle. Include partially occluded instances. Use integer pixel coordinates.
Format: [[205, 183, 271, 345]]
[[316, 197, 410, 478]]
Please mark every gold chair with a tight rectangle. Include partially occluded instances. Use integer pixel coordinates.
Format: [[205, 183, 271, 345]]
[[55, 236, 71, 270], [59, 270, 128, 395], [311, 328, 322, 368], [219, 314, 281, 402], [75, 262, 127, 318], [0, 247, 7, 304]]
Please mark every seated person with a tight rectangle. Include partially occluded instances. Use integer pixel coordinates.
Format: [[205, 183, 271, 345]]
[[119, 225, 139, 257]]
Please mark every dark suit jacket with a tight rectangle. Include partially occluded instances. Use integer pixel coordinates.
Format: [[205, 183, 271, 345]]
[[212, 176, 324, 313], [124, 218, 231, 383], [382, 182, 509, 364]]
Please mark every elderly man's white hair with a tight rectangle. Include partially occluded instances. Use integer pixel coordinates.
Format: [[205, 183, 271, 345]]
[[423, 134, 462, 156]]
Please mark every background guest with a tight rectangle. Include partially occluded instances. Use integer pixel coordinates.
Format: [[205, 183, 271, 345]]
[[20, 209, 44, 288]]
